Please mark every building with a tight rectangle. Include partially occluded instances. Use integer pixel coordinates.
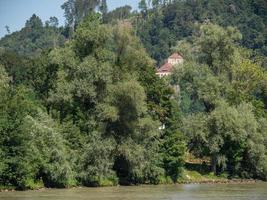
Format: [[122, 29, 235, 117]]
[[156, 53, 184, 78]]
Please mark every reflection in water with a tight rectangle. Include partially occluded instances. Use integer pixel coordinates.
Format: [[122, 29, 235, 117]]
[[0, 183, 267, 200]]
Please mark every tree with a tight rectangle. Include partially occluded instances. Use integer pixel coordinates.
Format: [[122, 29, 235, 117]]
[[5, 26, 10, 34], [78, 134, 116, 186], [2, 0, 267, 189], [0, 85, 38, 189], [197, 24, 242, 76], [99, 0, 108, 21], [183, 101, 267, 178], [61, 0, 102, 33], [25, 14, 43, 29], [0, 15, 66, 57], [45, 17, 59, 27], [162, 130, 186, 182], [105, 6, 132, 23], [22, 111, 75, 188], [172, 22, 267, 179], [230, 58, 267, 105], [47, 14, 168, 185], [134, 0, 267, 63], [139, 0, 148, 14]]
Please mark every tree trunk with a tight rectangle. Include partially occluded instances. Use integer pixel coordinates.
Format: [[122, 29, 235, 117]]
[[211, 154, 217, 175]]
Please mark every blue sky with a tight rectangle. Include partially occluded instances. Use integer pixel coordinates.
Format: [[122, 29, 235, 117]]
[[0, 0, 140, 38]]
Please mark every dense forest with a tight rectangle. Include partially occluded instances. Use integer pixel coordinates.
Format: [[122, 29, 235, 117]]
[[0, 0, 266, 190]]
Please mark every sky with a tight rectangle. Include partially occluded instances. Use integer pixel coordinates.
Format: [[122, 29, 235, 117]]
[[0, 0, 140, 38]]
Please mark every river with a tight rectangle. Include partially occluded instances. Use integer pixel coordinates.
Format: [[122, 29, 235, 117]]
[[0, 183, 267, 200]]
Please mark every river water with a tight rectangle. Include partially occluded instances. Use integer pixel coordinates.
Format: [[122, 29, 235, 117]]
[[0, 183, 267, 200]]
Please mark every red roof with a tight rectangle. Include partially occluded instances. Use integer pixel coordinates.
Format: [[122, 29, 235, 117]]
[[156, 53, 184, 74], [157, 62, 173, 73], [168, 53, 183, 59]]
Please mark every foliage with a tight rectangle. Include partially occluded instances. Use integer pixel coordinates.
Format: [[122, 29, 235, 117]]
[[61, 0, 103, 30], [0, 14, 65, 57], [172, 22, 267, 180], [182, 101, 267, 179], [1, 0, 267, 190], [134, 0, 267, 63], [162, 131, 186, 182], [46, 14, 172, 186], [105, 5, 133, 23]]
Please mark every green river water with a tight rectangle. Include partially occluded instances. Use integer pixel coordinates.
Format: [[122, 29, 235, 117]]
[[0, 183, 266, 200]]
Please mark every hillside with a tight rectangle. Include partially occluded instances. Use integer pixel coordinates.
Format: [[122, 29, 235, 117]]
[[0, 15, 66, 57], [135, 0, 267, 64], [0, 0, 266, 190]]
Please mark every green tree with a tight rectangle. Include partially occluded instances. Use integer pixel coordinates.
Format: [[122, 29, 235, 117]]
[[134, 0, 267, 62], [105, 6, 132, 23], [0, 85, 38, 189], [0, 15, 65, 57], [183, 101, 267, 178], [22, 111, 75, 188], [197, 24, 242, 76], [61, 0, 102, 33], [47, 14, 168, 185]]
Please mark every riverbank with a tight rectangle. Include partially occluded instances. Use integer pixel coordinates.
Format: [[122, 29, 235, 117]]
[[0, 173, 261, 192], [176, 168, 260, 184], [0, 186, 15, 192]]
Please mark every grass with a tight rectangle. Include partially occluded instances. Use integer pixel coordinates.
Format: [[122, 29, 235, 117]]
[[175, 161, 230, 183], [177, 169, 228, 183]]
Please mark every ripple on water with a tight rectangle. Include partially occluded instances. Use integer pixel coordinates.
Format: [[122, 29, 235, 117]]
[[0, 183, 267, 200]]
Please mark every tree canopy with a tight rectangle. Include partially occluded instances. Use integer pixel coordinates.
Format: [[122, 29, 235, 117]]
[[0, 0, 267, 190]]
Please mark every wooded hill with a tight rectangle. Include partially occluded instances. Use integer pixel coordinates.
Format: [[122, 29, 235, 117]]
[[0, 0, 266, 190]]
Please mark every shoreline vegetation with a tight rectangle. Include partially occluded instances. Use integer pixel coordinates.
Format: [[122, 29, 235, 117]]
[[0, 176, 261, 192], [0, 160, 262, 191]]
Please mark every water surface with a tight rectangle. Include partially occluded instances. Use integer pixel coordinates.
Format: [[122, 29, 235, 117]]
[[1, 183, 267, 200]]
